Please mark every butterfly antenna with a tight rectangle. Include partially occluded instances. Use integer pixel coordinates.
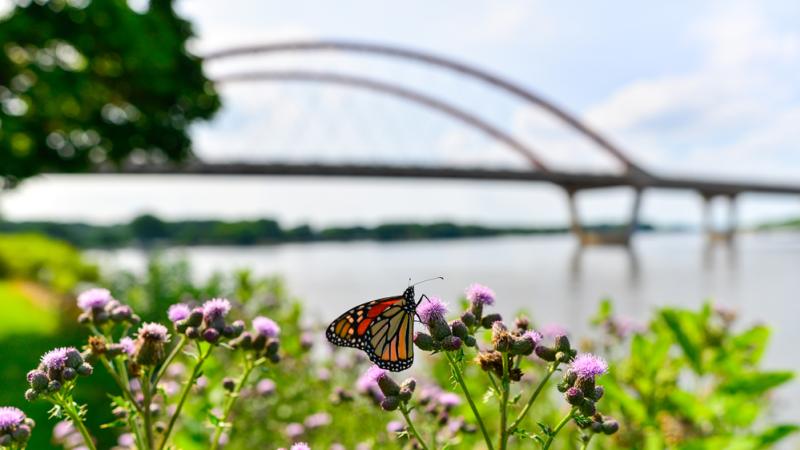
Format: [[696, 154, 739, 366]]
[[411, 276, 444, 287]]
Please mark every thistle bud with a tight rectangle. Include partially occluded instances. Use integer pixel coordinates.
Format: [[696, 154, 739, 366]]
[[565, 387, 584, 405], [222, 325, 236, 338], [554, 335, 571, 353], [481, 313, 503, 329], [27, 370, 48, 391], [252, 333, 267, 351], [491, 322, 512, 352], [62, 368, 77, 381], [186, 308, 204, 327], [461, 311, 477, 328], [12, 425, 31, 442], [509, 368, 523, 382], [580, 398, 596, 416], [510, 336, 535, 356], [65, 348, 84, 369], [399, 378, 416, 402], [601, 419, 619, 435], [111, 305, 133, 322], [593, 386, 605, 401], [449, 320, 469, 339], [577, 376, 595, 397], [380, 395, 400, 411], [24, 389, 38, 402], [231, 320, 245, 338], [202, 328, 220, 344], [535, 345, 556, 362], [464, 336, 477, 347], [185, 327, 200, 339], [134, 323, 170, 366], [377, 375, 401, 397], [223, 378, 236, 392], [515, 316, 530, 331], [441, 335, 463, 351], [48, 380, 62, 393], [413, 332, 435, 351], [265, 339, 280, 356], [429, 316, 452, 341]]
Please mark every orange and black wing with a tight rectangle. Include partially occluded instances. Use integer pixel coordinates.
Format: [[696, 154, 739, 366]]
[[326, 295, 415, 372]]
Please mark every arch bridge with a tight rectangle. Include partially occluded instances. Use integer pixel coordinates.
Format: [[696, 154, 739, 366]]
[[92, 40, 800, 245]]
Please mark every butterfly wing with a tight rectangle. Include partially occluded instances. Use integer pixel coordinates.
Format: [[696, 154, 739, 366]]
[[326, 295, 415, 372]]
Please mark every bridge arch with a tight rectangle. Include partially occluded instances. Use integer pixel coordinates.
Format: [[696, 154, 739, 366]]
[[205, 40, 651, 179]]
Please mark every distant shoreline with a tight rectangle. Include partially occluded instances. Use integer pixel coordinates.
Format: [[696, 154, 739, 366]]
[[0, 214, 672, 248]]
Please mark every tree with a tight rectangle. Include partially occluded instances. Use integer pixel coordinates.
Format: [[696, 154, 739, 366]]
[[0, 0, 220, 185]]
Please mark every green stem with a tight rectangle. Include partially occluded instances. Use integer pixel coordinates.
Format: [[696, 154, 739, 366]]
[[141, 367, 155, 449], [158, 343, 213, 450], [99, 356, 143, 415], [499, 353, 510, 450], [58, 395, 97, 450], [507, 362, 558, 433], [445, 351, 494, 450], [153, 335, 187, 387], [399, 402, 431, 450], [542, 408, 575, 450], [209, 357, 256, 450]]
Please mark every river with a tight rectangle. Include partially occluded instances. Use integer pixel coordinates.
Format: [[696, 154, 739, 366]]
[[87, 231, 800, 425]]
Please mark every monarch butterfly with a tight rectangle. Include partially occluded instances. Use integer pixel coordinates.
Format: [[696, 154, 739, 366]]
[[326, 277, 442, 372]]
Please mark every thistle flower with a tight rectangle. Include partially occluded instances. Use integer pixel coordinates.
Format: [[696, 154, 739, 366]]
[[203, 298, 231, 323], [41, 347, 72, 371], [285, 422, 305, 440], [304, 412, 331, 429], [253, 316, 281, 338], [134, 323, 170, 366], [290, 443, 311, 450], [0, 406, 32, 446], [465, 283, 495, 306], [541, 323, 568, 338], [256, 379, 276, 396], [437, 392, 461, 409], [119, 337, 135, 355], [77, 288, 113, 311], [571, 354, 608, 378], [386, 420, 405, 433], [0, 407, 25, 431], [167, 303, 191, 323], [417, 297, 448, 325]]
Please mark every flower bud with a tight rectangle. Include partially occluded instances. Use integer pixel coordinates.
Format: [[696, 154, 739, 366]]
[[590, 421, 603, 433], [78, 312, 92, 324], [577, 376, 595, 397], [565, 387, 584, 405], [461, 311, 477, 328], [429, 316, 452, 341], [186, 308, 204, 327], [449, 320, 469, 340], [176, 320, 188, 333], [563, 369, 577, 387], [380, 395, 400, 411], [62, 368, 77, 381], [601, 419, 619, 435], [554, 335, 571, 353], [481, 313, 503, 329], [535, 345, 556, 362], [441, 335, 462, 351], [580, 398, 596, 416], [231, 320, 245, 338], [265, 339, 280, 356], [0, 434, 10, 445], [111, 305, 133, 322], [509, 368, 523, 382], [413, 332, 435, 351], [12, 424, 31, 441], [252, 333, 267, 351], [470, 303, 484, 321], [238, 332, 254, 349], [223, 378, 236, 392], [510, 336, 535, 356], [113, 406, 128, 419], [135, 323, 170, 366], [77, 363, 93, 376], [399, 378, 416, 401], [593, 386, 605, 401], [464, 335, 477, 347], [185, 327, 200, 339], [222, 325, 236, 338], [48, 380, 62, 393], [268, 352, 280, 363], [203, 328, 220, 344], [24, 389, 38, 402], [377, 374, 401, 397], [515, 316, 530, 331], [93, 310, 110, 325], [491, 322, 512, 352], [27, 370, 48, 391], [65, 348, 83, 369]]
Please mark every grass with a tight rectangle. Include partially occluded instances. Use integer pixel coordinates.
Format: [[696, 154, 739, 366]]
[[0, 279, 59, 337]]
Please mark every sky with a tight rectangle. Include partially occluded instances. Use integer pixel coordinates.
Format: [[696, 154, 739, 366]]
[[3, 0, 800, 227]]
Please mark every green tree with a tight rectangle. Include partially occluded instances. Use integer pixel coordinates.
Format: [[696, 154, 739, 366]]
[[0, 0, 220, 185]]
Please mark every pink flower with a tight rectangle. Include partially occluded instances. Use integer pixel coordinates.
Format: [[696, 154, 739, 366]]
[[417, 297, 448, 324], [571, 353, 608, 378]]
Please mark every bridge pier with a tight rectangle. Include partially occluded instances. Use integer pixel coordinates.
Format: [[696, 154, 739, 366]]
[[565, 187, 643, 247], [702, 193, 738, 244]]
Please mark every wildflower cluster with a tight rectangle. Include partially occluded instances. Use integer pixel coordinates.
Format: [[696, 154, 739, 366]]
[[170, 298, 245, 345], [25, 348, 92, 401], [0, 407, 34, 448], [77, 288, 140, 327]]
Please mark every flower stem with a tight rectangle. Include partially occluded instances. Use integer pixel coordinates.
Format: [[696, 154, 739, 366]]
[[141, 367, 155, 449], [153, 335, 187, 387], [542, 408, 575, 450], [57, 394, 97, 450], [99, 356, 143, 414], [499, 353, 510, 450], [507, 362, 558, 433], [580, 433, 594, 450], [445, 351, 494, 450], [209, 357, 256, 450], [399, 402, 431, 450], [158, 342, 213, 450]]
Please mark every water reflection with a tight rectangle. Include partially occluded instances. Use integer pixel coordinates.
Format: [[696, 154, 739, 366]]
[[569, 244, 640, 286]]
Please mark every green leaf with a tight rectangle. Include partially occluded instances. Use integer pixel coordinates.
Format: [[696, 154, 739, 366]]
[[720, 371, 794, 395], [754, 424, 800, 448], [661, 309, 703, 373]]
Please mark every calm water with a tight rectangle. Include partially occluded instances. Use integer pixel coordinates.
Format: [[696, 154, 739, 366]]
[[88, 232, 800, 422]]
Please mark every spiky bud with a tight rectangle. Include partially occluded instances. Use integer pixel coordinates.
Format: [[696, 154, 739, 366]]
[[481, 313, 503, 329], [565, 387, 584, 405], [413, 332, 435, 351]]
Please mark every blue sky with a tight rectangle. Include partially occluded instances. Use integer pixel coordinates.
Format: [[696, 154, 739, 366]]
[[4, 0, 800, 227]]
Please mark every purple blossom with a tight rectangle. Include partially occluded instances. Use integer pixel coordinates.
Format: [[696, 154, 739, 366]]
[[202, 298, 231, 320], [285, 422, 305, 439], [253, 316, 281, 338], [304, 412, 331, 429], [0, 407, 24, 431], [256, 379, 276, 396], [355, 366, 384, 401], [386, 420, 405, 433], [167, 303, 191, 323], [571, 353, 608, 378], [437, 392, 461, 408], [417, 297, 448, 324], [466, 283, 495, 306], [77, 288, 112, 311], [41, 347, 74, 370], [52, 420, 74, 440], [290, 443, 311, 450], [541, 323, 568, 338], [365, 364, 387, 383], [119, 337, 135, 355], [138, 323, 169, 342], [522, 330, 543, 347]]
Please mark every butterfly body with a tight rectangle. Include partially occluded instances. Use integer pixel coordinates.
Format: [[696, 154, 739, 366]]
[[326, 286, 418, 372]]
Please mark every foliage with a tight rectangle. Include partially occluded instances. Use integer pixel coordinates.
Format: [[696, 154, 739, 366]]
[[0, 0, 220, 184], [0, 233, 97, 292], [590, 299, 797, 449]]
